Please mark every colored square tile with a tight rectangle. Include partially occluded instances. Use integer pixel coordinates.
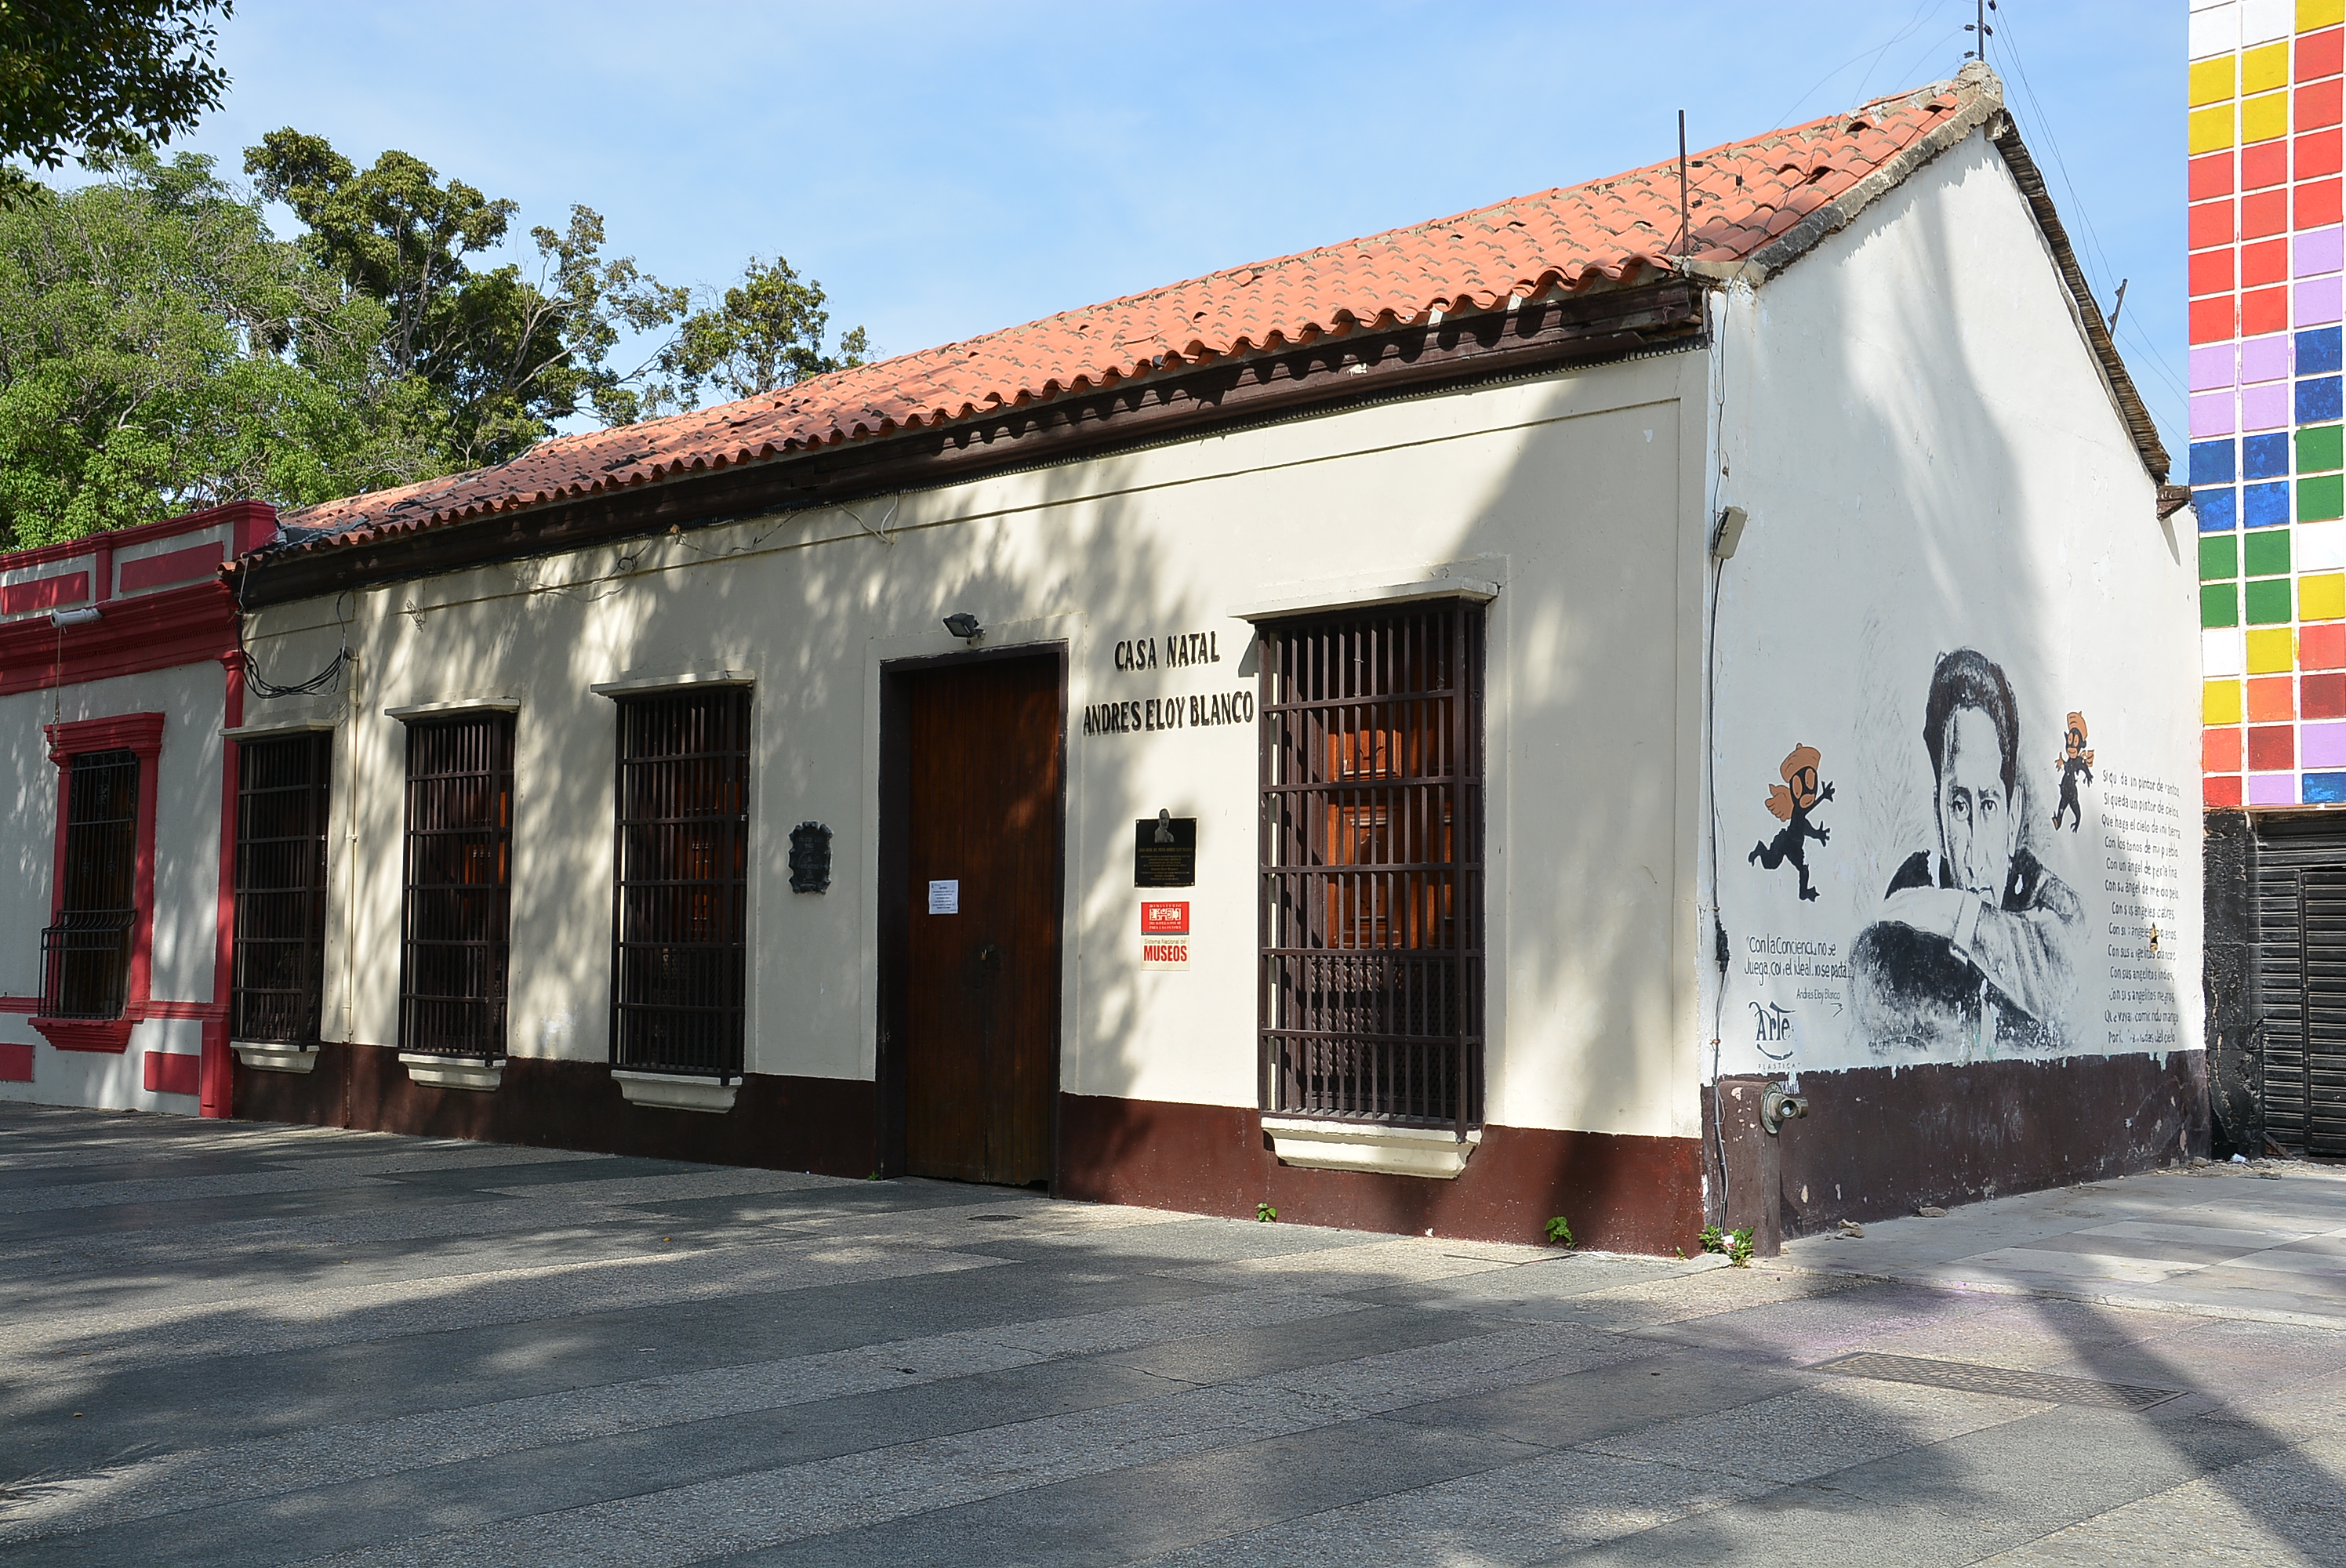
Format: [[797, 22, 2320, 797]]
[[2208, 626, 2249, 677], [2308, 0, 2346, 32], [2300, 376, 2346, 423], [2246, 525, 2294, 573], [2248, 40, 2291, 93], [2305, 26, 2346, 78], [2301, 128, 2345, 179], [2207, 774, 2246, 808], [2209, 679, 2247, 724], [2192, 2, 2238, 59], [2245, 336, 2293, 384], [2194, 343, 2239, 392], [2250, 724, 2298, 769], [2300, 471, 2345, 517], [2193, 295, 2239, 343], [2247, 483, 2293, 527], [2305, 771, 2346, 802], [2246, 237, 2290, 286], [2196, 103, 2239, 154], [2302, 79, 2346, 133], [2196, 392, 2239, 438], [2250, 626, 2299, 671], [2206, 726, 2245, 771], [2306, 670, 2346, 715], [2190, 199, 2236, 252], [2198, 246, 2242, 296], [2246, 382, 2290, 428], [2250, 140, 2292, 187], [2246, 91, 2290, 143], [2303, 622, 2346, 666], [2298, 423, 2345, 471], [2206, 583, 2243, 627], [2248, 285, 2294, 334], [2251, 673, 2299, 718], [2299, 324, 2345, 372], [2305, 178, 2346, 227], [2247, 430, 2292, 475], [2306, 722, 2346, 765], [2199, 488, 2241, 531], [2248, 576, 2297, 621], [2304, 571, 2346, 619], [2202, 535, 2240, 579], [2300, 519, 2346, 568], [2248, 186, 2292, 234], [2250, 771, 2301, 805], [2192, 154, 2235, 200], [2194, 438, 2240, 485]]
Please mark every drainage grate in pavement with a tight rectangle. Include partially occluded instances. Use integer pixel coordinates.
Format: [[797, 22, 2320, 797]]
[[1811, 1352, 2185, 1410]]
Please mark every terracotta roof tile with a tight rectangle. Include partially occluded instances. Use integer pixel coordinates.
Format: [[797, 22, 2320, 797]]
[[276, 74, 1992, 550]]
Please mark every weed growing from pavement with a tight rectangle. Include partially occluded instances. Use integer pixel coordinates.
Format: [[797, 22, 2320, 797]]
[[1700, 1225, 1756, 1266], [1256, 1203, 1278, 1222], [1544, 1215, 1575, 1247]]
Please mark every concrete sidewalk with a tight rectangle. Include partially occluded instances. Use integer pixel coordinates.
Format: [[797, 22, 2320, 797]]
[[1780, 1159, 2346, 1327], [2, 1104, 2344, 1566]]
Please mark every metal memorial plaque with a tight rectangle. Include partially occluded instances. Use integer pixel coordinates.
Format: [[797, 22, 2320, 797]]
[[1134, 816, 1197, 887]]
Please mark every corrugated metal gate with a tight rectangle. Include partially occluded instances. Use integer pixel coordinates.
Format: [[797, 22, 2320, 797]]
[[2253, 815, 2346, 1156]]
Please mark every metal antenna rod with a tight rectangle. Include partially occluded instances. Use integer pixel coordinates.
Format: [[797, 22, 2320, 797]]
[[1677, 109, 1691, 258]]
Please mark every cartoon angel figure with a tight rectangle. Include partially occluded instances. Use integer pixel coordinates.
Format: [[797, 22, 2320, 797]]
[[2051, 710, 2094, 832], [1749, 742, 1833, 902]]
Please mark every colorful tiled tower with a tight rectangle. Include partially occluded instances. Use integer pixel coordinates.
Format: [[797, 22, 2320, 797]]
[[2192, 0, 2346, 808]]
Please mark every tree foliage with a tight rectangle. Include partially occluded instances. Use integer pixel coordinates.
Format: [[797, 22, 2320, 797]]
[[0, 124, 869, 546], [0, 1, 234, 209], [0, 147, 431, 547]]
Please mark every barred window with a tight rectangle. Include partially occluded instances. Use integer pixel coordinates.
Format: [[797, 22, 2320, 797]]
[[231, 733, 332, 1044], [612, 689, 749, 1080], [1258, 601, 1484, 1129], [41, 750, 140, 1019], [399, 713, 514, 1058]]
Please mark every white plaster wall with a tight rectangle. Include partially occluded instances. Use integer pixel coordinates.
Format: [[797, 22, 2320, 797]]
[[242, 350, 1709, 1139], [0, 659, 228, 1112], [1705, 129, 2201, 1080]]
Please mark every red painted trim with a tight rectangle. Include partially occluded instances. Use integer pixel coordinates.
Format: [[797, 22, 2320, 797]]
[[32, 1018, 131, 1053], [0, 1041, 29, 1081], [0, 500, 273, 577], [0, 580, 234, 697], [43, 712, 163, 1030], [143, 1050, 201, 1095], [0, 572, 89, 615], [204, 651, 245, 1118], [0, 997, 38, 1014], [93, 539, 113, 604], [119, 541, 225, 594], [142, 1000, 226, 1020]]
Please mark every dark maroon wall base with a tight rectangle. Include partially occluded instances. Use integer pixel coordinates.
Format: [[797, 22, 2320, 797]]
[[233, 1041, 875, 1178], [1056, 1094, 1704, 1254], [1765, 1050, 2210, 1236]]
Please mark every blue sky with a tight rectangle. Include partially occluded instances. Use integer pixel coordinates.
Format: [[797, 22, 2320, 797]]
[[159, 0, 2186, 454]]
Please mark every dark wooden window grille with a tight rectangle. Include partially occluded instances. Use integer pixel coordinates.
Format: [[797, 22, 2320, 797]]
[[231, 733, 332, 1044], [40, 750, 140, 1019], [1259, 601, 1485, 1131], [612, 688, 750, 1080], [399, 713, 515, 1058]]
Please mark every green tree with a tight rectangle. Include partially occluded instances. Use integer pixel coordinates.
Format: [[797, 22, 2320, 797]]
[[245, 130, 688, 465], [0, 147, 434, 547], [0, 1, 234, 209], [650, 254, 869, 414]]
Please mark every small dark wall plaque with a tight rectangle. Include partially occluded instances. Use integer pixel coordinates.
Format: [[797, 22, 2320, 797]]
[[1135, 815, 1197, 887], [789, 822, 833, 893]]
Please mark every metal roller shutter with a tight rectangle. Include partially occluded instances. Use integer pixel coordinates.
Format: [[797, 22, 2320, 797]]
[[2252, 817, 2346, 1156]]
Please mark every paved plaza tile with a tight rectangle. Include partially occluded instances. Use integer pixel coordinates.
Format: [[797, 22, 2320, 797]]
[[2, 1105, 2343, 1566]]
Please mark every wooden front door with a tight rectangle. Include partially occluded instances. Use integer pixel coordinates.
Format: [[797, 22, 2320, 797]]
[[894, 654, 1062, 1185]]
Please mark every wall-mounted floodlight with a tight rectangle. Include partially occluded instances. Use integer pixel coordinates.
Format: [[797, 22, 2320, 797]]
[[942, 612, 983, 643], [48, 607, 103, 629]]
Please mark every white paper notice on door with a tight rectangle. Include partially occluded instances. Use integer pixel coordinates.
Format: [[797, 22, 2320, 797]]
[[928, 879, 960, 914]]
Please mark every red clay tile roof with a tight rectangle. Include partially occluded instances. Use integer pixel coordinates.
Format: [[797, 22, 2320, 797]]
[[274, 67, 2034, 550]]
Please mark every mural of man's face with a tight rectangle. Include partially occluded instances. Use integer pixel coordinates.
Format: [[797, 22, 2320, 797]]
[[1936, 704, 2014, 898]]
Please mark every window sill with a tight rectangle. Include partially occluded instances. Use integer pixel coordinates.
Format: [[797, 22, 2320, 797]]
[[612, 1069, 738, 1114], [234, 1041, 318, 1074], [399, 1053, 503, 1092], [32, 1017, 132, 1053], [1260, 1116, 1481, 1179]]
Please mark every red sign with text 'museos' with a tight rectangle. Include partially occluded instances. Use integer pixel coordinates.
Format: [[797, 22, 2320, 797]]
[[1140, 901, 1189, 969]]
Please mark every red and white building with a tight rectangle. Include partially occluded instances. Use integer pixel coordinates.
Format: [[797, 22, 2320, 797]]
[[0, 502, 275, 1117]]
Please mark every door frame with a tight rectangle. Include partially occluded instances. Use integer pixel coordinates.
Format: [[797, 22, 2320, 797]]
[[875, 642, 1070, 1185]]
